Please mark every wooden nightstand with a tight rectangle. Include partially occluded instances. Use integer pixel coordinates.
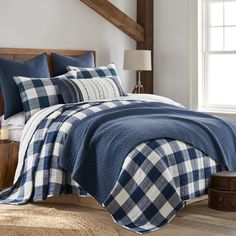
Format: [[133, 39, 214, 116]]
[[0, 141, 20, 190]]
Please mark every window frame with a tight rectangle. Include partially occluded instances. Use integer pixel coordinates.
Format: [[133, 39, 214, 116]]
[[200, 0, 236, 112]]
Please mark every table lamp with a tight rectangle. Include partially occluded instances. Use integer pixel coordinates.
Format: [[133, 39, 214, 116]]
[[123, 50, 152, 93]]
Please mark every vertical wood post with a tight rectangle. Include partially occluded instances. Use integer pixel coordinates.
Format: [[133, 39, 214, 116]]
[[137, 0, 154, 94]]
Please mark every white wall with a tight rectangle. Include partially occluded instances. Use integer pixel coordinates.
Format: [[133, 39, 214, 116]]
[[154, 0, 191, 107], [0, 0, 136, 92]]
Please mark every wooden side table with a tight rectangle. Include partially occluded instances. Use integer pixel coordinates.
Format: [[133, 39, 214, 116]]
[[0, 141, 20, 190]]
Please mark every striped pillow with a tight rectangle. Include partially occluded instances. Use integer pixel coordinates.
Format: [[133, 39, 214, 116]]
[[67, 64, 122, 85], [56, 77, 127, 103]]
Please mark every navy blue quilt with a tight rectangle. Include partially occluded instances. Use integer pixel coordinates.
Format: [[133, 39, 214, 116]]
[[59, 102, 236, 203]]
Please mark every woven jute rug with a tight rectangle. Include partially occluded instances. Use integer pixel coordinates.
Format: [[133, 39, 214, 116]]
[[0, 207, 118, 236]]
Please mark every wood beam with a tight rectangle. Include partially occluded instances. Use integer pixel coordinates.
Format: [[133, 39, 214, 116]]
[[80, 0, 145, 42], [137, 0, 154, 94]]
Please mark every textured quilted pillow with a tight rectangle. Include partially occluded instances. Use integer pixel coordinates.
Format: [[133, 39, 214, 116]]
[[51, 52, 95, 76], [0, 53, 50, 119], [67, 64, 122, 85], [56, 77, 127, 103]]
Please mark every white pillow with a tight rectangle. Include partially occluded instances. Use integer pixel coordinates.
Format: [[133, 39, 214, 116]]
[[1, 112, 25, 128]]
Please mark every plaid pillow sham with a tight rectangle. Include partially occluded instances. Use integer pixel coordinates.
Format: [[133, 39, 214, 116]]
[[67, 63, 123, 85], [14, 71, 78, 122], [14, 77, 62, 122]]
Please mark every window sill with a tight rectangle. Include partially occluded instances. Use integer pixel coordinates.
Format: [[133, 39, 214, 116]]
[[198, 108, 236, 121]]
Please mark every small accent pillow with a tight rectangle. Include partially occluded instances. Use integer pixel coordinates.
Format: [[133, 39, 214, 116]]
[[51, 52, 95, 76], [56, 77, 127, 103], [67, 64, 122, 85], [0, 53, 50, 119]]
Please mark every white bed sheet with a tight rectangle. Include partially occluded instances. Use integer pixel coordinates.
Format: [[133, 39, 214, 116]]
[[1, 112, 25, 142], [8, 128, 24, 142]]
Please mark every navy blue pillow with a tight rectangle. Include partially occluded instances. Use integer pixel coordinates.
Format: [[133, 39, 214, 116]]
[[51, 52, 95, 76], [0, 53, 50, 119]]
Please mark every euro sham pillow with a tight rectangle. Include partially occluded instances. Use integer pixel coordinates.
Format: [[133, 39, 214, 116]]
[[67, 64, 122, 85], [0, 53, 50, 119], [14, 71, 79, 122], [51, 52, 95, 76], [56, 77, 127, 103], [14, 76, 63, 122]]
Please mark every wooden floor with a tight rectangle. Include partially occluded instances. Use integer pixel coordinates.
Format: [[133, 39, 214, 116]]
[[1, 199, 236, 236]]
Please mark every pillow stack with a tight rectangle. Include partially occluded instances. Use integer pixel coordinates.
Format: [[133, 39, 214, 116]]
[[0, 52, 127, 123]]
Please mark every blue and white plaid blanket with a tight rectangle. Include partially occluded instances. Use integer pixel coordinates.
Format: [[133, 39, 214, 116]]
[[0, 95, 224, 233]]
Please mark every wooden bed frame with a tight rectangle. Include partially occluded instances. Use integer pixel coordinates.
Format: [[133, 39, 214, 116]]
[[0, 47, 102, 210]]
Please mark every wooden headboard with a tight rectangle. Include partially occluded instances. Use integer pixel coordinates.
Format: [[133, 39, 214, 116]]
[[0, 48, 96, 116]]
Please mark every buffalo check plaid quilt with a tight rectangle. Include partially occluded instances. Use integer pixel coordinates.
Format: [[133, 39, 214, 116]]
[[104, 139, 224, 233], [0, 99, 224, 234]]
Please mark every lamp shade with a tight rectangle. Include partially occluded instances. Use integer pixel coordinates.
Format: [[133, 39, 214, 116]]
[[123, 50, 152, 71]]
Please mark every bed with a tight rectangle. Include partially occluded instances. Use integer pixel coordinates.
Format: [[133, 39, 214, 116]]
[[0, 48, 233, 234]]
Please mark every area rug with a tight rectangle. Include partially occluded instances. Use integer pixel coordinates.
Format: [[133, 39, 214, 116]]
[[0, 207, 118, 236]]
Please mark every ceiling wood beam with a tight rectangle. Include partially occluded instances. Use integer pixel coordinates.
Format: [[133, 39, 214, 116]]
[[80, 0, 145, 42], [137, 0, 154, 94]]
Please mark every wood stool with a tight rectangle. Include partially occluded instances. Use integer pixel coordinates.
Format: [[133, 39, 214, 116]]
[[208, 171, 236, 211]]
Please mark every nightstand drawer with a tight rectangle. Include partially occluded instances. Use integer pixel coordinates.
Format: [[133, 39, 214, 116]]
[[0, 142, 20, 190]]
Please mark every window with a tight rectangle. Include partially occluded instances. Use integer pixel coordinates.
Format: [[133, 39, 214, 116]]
[[202, 0, 236, 111]]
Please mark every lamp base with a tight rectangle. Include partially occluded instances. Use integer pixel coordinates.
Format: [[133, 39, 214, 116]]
[[132, 84, 145, 94], [133, 70, 145, 94]]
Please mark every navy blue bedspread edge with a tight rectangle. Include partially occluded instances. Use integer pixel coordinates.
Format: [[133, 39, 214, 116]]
[[59, 101, 236, 203]]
